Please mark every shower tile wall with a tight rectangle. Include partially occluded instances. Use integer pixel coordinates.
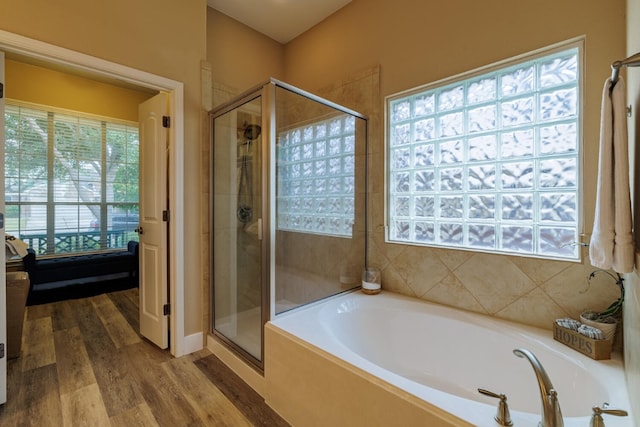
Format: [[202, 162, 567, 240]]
[[204, 69, 620, 333]]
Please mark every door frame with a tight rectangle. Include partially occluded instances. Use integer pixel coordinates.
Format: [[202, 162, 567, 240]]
[[0, 29, 186, 357], [0, 51, 6, 405]]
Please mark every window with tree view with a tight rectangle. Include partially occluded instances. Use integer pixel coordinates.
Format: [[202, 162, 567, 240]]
[[386, 43, 581, 260], [5, 104, 139, 255]]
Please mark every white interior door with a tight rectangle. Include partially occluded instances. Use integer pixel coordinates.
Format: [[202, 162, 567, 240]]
[[138, 93, 169, 349], [0, 51, 7, 405]]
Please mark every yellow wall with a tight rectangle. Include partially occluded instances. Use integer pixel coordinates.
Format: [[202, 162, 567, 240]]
[[207, 8, 284, 91], [0, 0, 207, 337], [5, 60, 151, 121], [284, 0, 625, 93]]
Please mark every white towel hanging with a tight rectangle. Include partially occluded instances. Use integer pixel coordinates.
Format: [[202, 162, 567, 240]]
[[589, 77, 634, 273]]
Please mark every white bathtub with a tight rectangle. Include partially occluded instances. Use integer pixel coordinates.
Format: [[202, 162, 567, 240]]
[[266, 290, 633, 427]]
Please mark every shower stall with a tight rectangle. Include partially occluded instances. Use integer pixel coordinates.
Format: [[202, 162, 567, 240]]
[[210, 79, 367, 370]]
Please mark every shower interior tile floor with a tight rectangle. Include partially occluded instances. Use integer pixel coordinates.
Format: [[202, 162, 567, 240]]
[[0, 287, 290, 427]]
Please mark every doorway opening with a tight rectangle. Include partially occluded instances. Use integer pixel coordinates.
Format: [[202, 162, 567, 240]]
[[0, 29, 186, 356]]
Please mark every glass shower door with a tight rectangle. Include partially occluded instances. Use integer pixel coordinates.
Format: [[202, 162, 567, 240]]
[[212, 95, 264, 364]]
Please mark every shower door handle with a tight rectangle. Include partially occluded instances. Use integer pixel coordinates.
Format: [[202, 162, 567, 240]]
[[257, 218, 263, 241]]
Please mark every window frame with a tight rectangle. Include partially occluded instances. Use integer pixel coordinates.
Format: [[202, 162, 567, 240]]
[[5, 100, 140, 255], [384, 38, 584, 261]]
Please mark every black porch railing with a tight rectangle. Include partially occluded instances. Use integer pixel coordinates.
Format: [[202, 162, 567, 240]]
[[20, 230, 138, 255]]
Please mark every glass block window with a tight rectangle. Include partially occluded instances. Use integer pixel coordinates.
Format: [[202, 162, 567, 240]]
[[386, 44, 581, 260], [277, 115, 356, 237]]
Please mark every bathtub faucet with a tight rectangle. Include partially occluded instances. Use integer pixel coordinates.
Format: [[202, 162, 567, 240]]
[[513, 348, 564, 427]]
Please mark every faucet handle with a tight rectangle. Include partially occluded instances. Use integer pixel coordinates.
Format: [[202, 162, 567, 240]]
[[590, 404, 628, 427], [478, 388, 513, 426]]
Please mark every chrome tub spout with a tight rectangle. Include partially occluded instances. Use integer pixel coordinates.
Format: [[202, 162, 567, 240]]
[[513, 348, 563, 427]]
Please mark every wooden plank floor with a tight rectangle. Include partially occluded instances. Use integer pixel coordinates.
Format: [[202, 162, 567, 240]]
[[0, 288, 289, 427]]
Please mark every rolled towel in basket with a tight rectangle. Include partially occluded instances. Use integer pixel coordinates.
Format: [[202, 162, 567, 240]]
[[555, 318, 581, 331], [577, 324, 605, 340]]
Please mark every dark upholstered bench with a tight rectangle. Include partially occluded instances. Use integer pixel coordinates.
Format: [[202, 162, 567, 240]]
[[23, 241, 139, 295]]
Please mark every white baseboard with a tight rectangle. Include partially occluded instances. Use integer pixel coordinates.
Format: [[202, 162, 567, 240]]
[[183, 332, 204, 355]]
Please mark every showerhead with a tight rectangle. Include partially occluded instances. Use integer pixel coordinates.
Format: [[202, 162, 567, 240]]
[[243, 124, 262, 141]]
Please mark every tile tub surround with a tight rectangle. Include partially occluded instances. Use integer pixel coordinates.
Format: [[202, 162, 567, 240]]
[[204, 69, 624, 340], [265, 290, 631, 427], [311, 66, 622, 331]]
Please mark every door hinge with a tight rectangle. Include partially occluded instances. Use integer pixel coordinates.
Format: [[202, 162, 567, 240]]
[[0, 82, 4, 99], [163, 304, 171, 316], [162, 210, 170, 222], [0, 343, 5, 359], [162, 115, 170, 128]]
